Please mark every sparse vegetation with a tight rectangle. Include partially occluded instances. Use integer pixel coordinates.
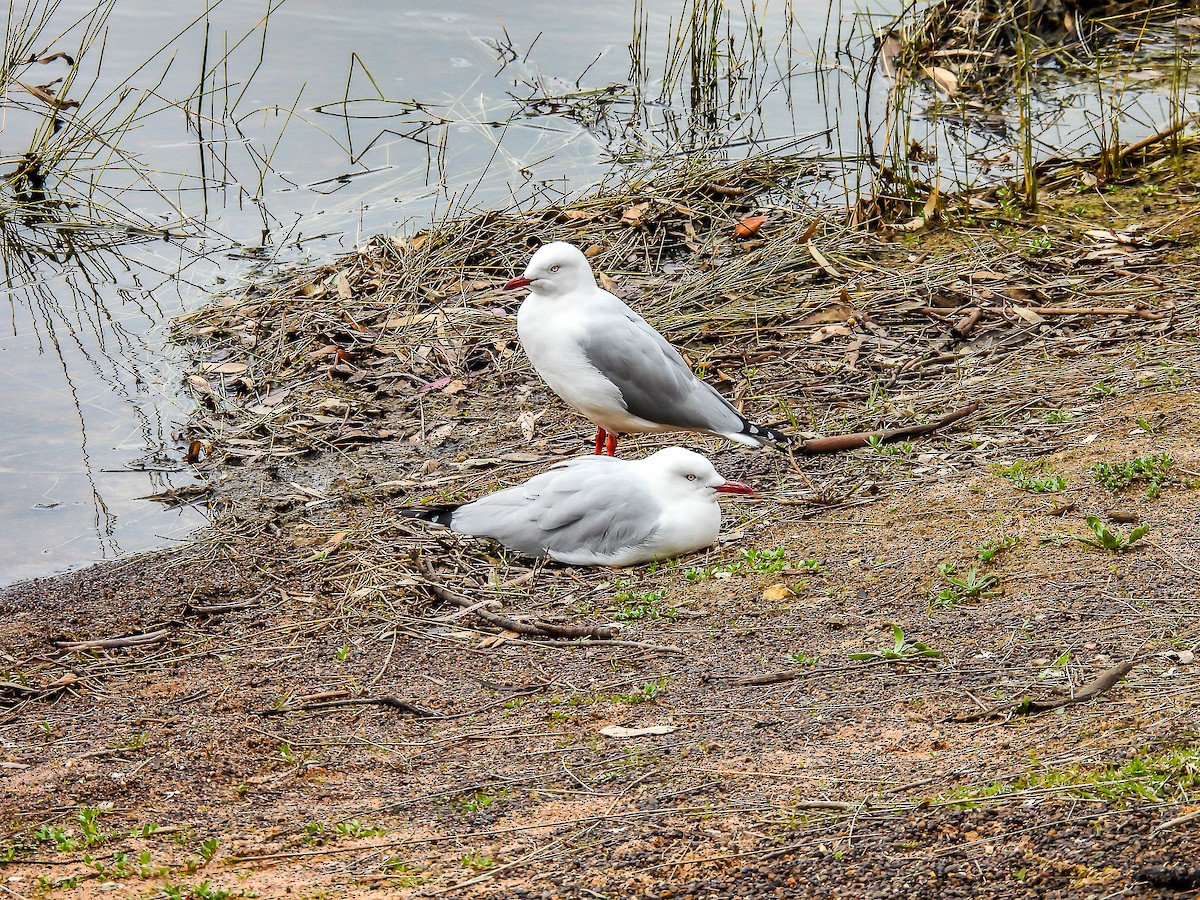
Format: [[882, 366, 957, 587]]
[[1091, 453, 1177, 498], [930, 562, 1000, 608], [850, 625, 943, 661], [992, 460, 1066, 493], [1071, 516, 1150, 553], [977, 535, 1019, 563], [686, 548, 807, 581]]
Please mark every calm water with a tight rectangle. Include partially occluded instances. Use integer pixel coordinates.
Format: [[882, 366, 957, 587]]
[[0, 0, 1191, 585]]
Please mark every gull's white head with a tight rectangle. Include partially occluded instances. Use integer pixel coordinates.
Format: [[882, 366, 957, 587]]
[[641, 447, 754, 499], [504, 241, 597, 299]]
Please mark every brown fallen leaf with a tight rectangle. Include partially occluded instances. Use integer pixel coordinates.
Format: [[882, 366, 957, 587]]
[[204, 361, 249, 375], [809, 323, 853, 344], [762, 583, 795, 602], [798, 217, 822, 243], [621, 202, 651, 225], [734, 215, 768, 239], [797, 303, 858, 327], [186, 374, 213, 395]]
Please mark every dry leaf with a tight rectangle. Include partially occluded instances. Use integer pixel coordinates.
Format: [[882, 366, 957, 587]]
[[621, 202, 651, 225], [259, 389, 292, 407], [880, 35, 901, 80], [186, 374, 212, 395], [597, 271, 616, 292], [806, 241, 844, 279], [733, 215, 768, 239], [923, 65, 959, 96], [516, 410, 544, 442], [762, 583, 795, 602], [335, 272, 353, 299], [443, 379, 467, 395], [923, 186, 940, 223], [797, 303, 858, 327], [599, 725, 677, 738], [809, 324, 852, 344], [798, 217, 822, 242], [1010, 306, 1046, 325]]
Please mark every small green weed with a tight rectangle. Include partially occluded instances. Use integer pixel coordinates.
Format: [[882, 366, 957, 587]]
[[384, 859, 426, 887], [850, 625, 942, 661], [613, 677, 670, 704], [991, 460, 1065, 493], [943, 745, 1200, 807], [334, 820, 386, 838], [1071, 516, 1149, 553], [930, 563, 1000, 608], [788, 651, 819, 667], [978, 535, 1019, 563], [686, 547, 804, 581], [158, 882, 248, 900], [1024, 233, 1054, 256], [454, 789, 509, 815], [1091, 453, 1176, 498], [1041, 410, 1072, 424], [868, 435, 914, 456], [612, 587, 674, 621]]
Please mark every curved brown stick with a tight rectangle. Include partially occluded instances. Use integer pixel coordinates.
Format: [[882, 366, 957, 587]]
[[797, 401, 980, 455]]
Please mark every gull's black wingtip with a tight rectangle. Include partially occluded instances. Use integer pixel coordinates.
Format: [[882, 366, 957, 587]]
[[741, 419, 794, 449], [398, 505, 457, 527]]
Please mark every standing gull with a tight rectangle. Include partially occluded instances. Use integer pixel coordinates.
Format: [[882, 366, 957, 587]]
[[399, 447, 752, 566], [504, 241, 792, 455]]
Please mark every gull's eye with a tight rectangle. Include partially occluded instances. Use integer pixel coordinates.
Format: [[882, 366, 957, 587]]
[[548, 264, 560, 273], [686, 474, 697, 481]]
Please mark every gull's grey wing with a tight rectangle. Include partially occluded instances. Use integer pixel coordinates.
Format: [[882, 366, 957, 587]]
[[579, 309, 745, 434], [450, 458, 663, 562]]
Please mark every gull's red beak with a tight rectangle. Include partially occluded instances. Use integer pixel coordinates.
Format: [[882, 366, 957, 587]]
[[504, 276, 532, 291], [714, 480, 754, 495]]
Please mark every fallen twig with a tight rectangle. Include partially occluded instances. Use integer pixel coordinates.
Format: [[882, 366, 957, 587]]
[[260, 696, 437, 717], [798, 401, 980, 455], [1027, 306, 1167, 321], [53, 629, 170, 651], [419, 562, 616, 641], [951, 659, 1136, 722]]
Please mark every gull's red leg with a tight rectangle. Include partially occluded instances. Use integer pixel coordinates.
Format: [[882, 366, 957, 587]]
[[594, 427, 606, 455], [605, 432, 618, 456]]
